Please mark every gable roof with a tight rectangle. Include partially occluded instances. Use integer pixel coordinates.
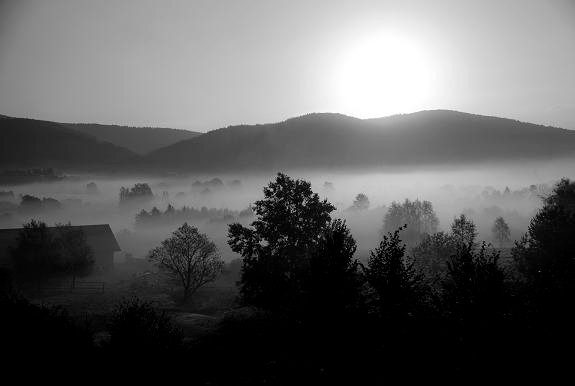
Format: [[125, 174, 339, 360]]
[[0, 224, 121, 255]]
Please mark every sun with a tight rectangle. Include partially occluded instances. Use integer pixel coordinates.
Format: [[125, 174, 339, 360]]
[[335, 33, 437, 118]]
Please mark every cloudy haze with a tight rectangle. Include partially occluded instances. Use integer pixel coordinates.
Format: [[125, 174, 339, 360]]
[[0, 0, 574, 131]]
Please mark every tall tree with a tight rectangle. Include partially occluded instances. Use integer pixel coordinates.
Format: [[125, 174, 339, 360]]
[[364, 226, 426, 321], [304, 219, 362, 316], [54, 223, 93, 288], [411, 231, 456, 281], [443, 242, 507, 326], [148, 223, 224, 301], [228, 173, 335, 309], [350, 193, 370, 211], [491, 216, 511, 248], [383, 199, 439, 246], [512, 178, 575, 290], [10, 220, 58, 285], [451, 214, 477, 247]]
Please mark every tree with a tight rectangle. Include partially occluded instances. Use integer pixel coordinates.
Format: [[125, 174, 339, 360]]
[[491, 216, 511, 248], [443, 242, 507, 325], [86, 182, 99, 194], [10, 220, 58, 284], [148, 223, 224, 302], [383, 199, 439, 247], [364, 226, 426, 321], [119, 183, 153, 205], [512, 178, 575, 290], [107, 298, 183, 356], [10, 220, 94, 286], [350, 193, 370, 211], [451, 214, 477, 247], [53, 223, 93, 288], [304, 219, 362, 316], [411, 231, 456, 281], [228, 173, 336, 309]]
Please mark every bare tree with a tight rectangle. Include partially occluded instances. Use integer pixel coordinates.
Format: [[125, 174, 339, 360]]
[[148, 223, 224, 301]]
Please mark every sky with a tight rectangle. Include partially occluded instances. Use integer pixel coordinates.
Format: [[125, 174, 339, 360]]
[[0, 0, 574, 132]]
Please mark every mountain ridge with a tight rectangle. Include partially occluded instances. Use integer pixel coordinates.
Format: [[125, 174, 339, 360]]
[[139, 110, 575, 172], [65, 122, 201, 154], [2, 110, 574, 173]]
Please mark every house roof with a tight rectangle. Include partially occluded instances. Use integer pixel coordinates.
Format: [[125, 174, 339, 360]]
[[0, 224, 121, 255]]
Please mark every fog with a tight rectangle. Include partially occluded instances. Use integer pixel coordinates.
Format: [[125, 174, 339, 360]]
[[1, 159, 572, 265]]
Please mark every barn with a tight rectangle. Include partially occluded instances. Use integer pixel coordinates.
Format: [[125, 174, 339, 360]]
[[0, 224, 121, 271]]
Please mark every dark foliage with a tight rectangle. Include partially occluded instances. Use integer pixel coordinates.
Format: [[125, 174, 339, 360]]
[[136, 204, 245, 228], [106, 298, 184, 357], [443, 242, 508, 323], [0, 292, 94, 359], [492, 216, 511, 247], [411, 231, 456, 283], [349, 193, 370, 211], [451, 213, 478, 247], [303, 219, 363, 317], [119, 183, 153, 205], [364, 225, 426, 321], [383, 199, 438, 246], [228, 173, 335, 310], [10, 220, 93, 284], [18, 194, 62, 213]]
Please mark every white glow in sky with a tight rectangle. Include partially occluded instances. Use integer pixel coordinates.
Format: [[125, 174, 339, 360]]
[[0, 0, 574, 131], [335, 31, 439, 118]]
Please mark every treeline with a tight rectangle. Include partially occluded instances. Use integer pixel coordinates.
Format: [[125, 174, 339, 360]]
[[6, 220, 93, 286], [2, 174, 575, 380], [135, 204, 253, 228], [0, 168, 63, 185], [217, 174, 575, 381]]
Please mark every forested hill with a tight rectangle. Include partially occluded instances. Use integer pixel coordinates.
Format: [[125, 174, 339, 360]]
[[0, 115, 136, 169], [139, 110, 575, 172], [66, 123, 201, 154]]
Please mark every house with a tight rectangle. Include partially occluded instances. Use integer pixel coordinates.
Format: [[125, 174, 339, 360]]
[[0, 224, 121, 271]]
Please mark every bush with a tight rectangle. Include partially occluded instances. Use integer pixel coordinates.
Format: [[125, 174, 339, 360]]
[[0, 293, 94, 359], [106, 298, 184, 356]]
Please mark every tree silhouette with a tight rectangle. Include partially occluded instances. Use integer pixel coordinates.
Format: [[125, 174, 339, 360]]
[[107, 298, 183, 356], [119, 183, 153, 205], [364, 226, 425, 321], [350, 193, 370, 211], [304, 219, 362, 316], [10, 220, 58, 285], [443, 242, 507, 323], [54, 223, 93, 288], [148, 223, 224, 302], [491, 216, 511, 248], [411, 231, 456, 282], [228, 173, 335, 309], [383, 199, 438, 246], [512, 178, 575, 292], [451, 214, 477, 247]]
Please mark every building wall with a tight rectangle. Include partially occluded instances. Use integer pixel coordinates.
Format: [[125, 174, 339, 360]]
[[93, 249, 114, 271]]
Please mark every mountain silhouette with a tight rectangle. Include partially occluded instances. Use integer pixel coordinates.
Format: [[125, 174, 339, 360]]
[[2, 110, 574, 173], [139, 110, 575, 172], [65, 123, 201, 154], [0, 116, 136, 169]]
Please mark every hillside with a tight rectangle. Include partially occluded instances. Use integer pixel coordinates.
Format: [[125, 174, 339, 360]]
[[0, 116, 136, 170], [140, 110, 575, 172], [66, 123, 201, 154]]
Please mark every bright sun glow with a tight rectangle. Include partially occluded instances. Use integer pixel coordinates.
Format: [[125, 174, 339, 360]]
[[335, 33, 437, 118]]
